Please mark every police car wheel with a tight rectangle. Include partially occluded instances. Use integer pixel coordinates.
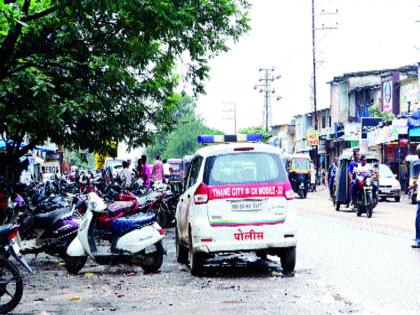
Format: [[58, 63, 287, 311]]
[[175, 228, 188, 264], [279, 247, 296, 274], [189, 232, 204, 276]]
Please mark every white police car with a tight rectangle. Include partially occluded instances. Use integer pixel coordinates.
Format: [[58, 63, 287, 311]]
[[175, 134, 297, 276]]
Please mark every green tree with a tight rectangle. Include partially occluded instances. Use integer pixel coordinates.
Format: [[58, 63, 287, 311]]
[[162, 114, 223, 158], [63, 150, 95, 170], [0, 0, 250, 181], [238, 126, 271, 142], [369, 103, 395, 121], [147, 96, 223, 160]]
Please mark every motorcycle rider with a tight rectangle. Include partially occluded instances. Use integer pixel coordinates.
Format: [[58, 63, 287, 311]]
[[352, 155, 372, 207], [349, 150, 360, 206]]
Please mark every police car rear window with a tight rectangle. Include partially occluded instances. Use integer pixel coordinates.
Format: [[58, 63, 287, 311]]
[[203, 152, 287, 185]]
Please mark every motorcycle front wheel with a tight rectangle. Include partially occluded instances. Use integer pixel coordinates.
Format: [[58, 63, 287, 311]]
[[0, 259, 23, 314], [141, 241, 164, 274], [63, 254, 87, 275]]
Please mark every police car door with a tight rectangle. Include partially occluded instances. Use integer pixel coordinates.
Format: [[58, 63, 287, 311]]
[[178, 156, 203, 242]]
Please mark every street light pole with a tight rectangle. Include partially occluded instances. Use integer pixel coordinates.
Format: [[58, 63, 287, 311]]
[[222, 101, 237, 134]]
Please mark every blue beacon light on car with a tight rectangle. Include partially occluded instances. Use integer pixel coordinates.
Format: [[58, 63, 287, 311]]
[[197, 134, 262, 144]]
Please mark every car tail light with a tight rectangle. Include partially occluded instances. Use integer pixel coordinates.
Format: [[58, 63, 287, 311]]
[[200, 238, 212, 242], [7, 230, 18, 240], [285, 189, 294, 200], [194, 183, 209, 204]]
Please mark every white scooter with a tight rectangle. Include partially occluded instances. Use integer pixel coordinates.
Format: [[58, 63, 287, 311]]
[[64, 193, 165, 274]]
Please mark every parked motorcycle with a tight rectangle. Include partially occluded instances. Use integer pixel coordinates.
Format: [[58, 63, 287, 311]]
[[0, 224, 32, 313], [355, 175, 375, 218], [19, 202, 82, 257], [64, 193, 165, 275]]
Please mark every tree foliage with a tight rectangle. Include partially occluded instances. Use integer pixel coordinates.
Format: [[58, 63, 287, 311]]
[[147, 96, 222, 159], [370, 103, 395, 121], [0, 0, 250, 179], [238, 126, 271, 142], [63, 150, 95, 170]]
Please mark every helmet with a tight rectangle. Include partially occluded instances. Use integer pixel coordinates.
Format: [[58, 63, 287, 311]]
[[416, 144, 420, 157]]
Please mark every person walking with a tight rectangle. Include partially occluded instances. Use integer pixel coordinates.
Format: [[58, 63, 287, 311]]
[[137, 155, 151, 189], [120, 161, 133, 188], [328, 157, 338, 199], [163, 159, 172, 183], [152, 154, 164, 182], [410, 144, 420, 248]]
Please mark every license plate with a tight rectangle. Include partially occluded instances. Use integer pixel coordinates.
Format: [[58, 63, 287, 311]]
[[12, 242, 20, 254], [382, 189, 390, 193], [231, 200, 263, 211]]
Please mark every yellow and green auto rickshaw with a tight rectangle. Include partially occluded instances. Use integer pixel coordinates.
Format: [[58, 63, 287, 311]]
[[406, 154, 418, 204], [284, 153, 311, 199]]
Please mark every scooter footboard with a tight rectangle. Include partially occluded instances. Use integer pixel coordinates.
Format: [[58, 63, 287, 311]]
[[116, 223, 164, 254]]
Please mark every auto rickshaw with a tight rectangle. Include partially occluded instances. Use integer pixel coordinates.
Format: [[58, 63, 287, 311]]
[[406, 154, 418, 204], [334, 149, 379, 211], [285, 153, 311, 199]]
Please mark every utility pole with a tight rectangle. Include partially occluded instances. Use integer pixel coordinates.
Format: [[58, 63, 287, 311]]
[[254, 68, 281, 132], [311, 0, 337, 175], [312, 0, 318, 133], [222, 101, 237, 134]]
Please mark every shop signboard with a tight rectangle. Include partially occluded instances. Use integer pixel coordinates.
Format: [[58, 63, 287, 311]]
[[361, 118, 382, 139], [381, 72, 400, 114], [343, 123, 361, 141], [318, 139, 327, 154], [400, 79, 419, 113], [306, 130, 320, 146], [43, 161, 61, 174], [382, 79, 393, 112], [391, 119, 408, 140], [382, 125, 393, 144]]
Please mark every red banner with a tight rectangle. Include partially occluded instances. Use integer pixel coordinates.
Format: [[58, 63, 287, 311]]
[[207, 182, 291, 200]]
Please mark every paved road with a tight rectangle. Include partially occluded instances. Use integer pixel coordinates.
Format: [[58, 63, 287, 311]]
[[13, 191, 420, 314]]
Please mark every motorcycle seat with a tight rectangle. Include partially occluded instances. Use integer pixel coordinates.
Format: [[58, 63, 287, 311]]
[[107, 201, 134, 213], [0, 224, 18, 237], [34, 207, 72, 229], [111, 212, 156, 236]]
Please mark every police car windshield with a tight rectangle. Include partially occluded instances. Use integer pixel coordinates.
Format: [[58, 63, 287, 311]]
[[203, 152, 287, 185]]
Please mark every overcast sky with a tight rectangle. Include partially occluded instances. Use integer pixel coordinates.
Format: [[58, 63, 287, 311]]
[[195, 0, 420, 133]]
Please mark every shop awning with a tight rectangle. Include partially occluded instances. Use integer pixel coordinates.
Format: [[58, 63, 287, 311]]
[[0, 140, 56, 152]]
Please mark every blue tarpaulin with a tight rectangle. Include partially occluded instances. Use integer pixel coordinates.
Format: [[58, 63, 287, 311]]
[[407, 110, 420, 129], [0, 140, 56, 152]]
